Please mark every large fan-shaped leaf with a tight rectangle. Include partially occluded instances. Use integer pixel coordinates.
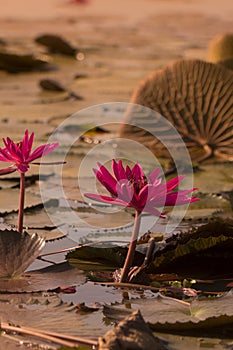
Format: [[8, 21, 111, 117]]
[[121, 59, 233, 163], [0, 230, 45, 278]]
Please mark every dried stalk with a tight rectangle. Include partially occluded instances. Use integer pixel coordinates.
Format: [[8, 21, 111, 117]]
[[95, 282, 191, 307], [15, 324, 99, 346], [1, 322, 98, 347]]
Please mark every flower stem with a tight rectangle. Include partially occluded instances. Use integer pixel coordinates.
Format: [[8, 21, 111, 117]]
[[18, 172, 25, 233], [120, 210, 141, 283]]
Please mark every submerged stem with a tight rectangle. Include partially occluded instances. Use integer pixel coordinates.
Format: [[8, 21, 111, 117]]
[[120, 210, 141, 283], [18, 172, 25, 233]]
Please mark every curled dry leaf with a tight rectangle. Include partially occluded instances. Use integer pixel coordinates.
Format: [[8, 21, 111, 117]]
[[0, 229, 45, 278]]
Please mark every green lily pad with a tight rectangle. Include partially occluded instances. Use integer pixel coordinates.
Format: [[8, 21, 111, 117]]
[[181, 192, 232, 220], [193, 163, 233, 193], [67, 244, 144, 272], [149, 219, 233, 277]]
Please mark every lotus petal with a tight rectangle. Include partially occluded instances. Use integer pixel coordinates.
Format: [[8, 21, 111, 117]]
[[0, 230, 45, 278]]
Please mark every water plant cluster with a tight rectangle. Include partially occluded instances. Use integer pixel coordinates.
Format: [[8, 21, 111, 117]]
[[0, 130, 232, 350]]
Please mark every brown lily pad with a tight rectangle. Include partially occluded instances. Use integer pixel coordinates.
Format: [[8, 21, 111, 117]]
[[120, 59, 233, 163], [103, 292, 233, 335], [0, 188, 42, 215], [0, 261, 86, 293], [4, 206, 67, 241]]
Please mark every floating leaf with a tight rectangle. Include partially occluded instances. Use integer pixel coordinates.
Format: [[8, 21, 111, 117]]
[[5, 206, 67, 241], [0, 291, 108, 340], [173, 191, 232, 221], [0, 230, 45, 278], [0, 178, 19, 189], [149, 219, 233, 278], [0, 262, 85, 292], [0, 188, 42, 215], [27, 227, 67, 241], [193, 163, 233, 193], [103, 292, 233, 334], [67, 244, 144, 272]]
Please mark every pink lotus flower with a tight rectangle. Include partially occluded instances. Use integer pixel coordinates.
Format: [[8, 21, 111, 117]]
[[0, 130, 58, 174], [85, 159, 199, 283], [0, 130, 59, 234], [85, 160, 199, 216]]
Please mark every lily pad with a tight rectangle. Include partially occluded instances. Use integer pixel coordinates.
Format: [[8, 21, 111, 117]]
[[4, 206, 67, 241], [103, 291, 233, 334], [149, 219, 233, 277], [0, 178, 19, 189], [67, 244, 144, 272], [193, 163, 233, 193], [181, 192, 232, 219], [0, 261, 85, 293], [0, 291, 108, 340], [0, 188, 42, 215]]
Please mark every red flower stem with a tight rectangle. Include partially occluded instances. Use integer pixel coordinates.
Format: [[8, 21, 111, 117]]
[[18, 172, 25, 233], [120, 210, 141, 283]]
